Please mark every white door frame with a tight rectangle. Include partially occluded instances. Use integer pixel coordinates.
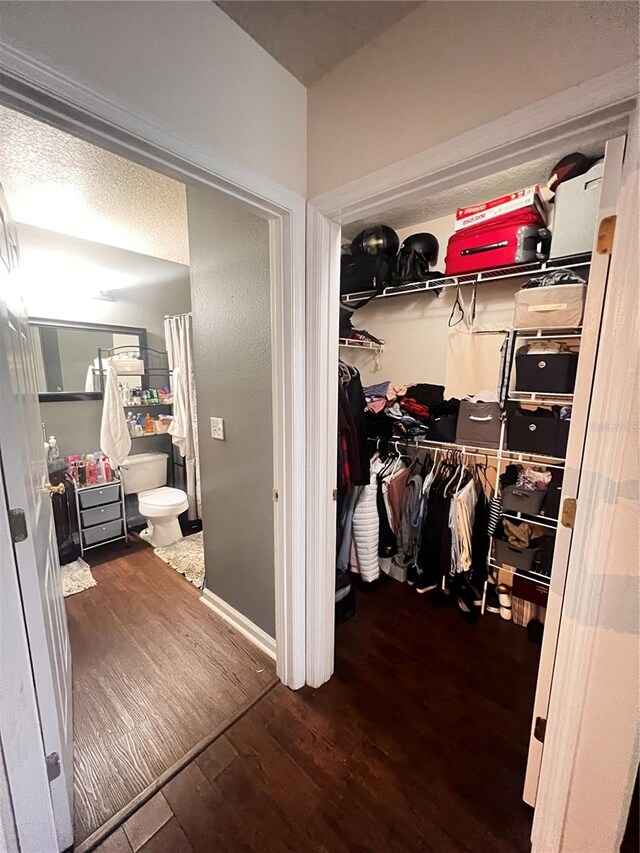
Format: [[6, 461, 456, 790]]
[[306, 62, 638, 846], [0, 50, 307, 694]]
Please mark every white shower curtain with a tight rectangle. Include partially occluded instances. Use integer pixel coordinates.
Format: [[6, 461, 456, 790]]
[[164, 313, 201, 520]]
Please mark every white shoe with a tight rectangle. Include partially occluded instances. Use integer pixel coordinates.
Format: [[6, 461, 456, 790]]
[[496, 583, 512, 621]]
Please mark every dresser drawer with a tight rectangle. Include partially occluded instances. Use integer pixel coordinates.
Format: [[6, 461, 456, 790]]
[[81, 502, 122, 529], [83, 519, 123, 547], [79, 483, 120, 509]]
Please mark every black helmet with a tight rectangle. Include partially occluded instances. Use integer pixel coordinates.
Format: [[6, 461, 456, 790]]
[[351, 224, 399, 258], [399, 233, 439, 266]]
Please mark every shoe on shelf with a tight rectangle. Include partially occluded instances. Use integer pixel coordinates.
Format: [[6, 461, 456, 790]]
[[348, 329, 386, 346], [496, 583, 512, 621], [485, 582, 501, 614]]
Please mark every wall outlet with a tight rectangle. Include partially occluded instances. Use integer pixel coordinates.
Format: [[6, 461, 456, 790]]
[[210, 417, 225, 440]]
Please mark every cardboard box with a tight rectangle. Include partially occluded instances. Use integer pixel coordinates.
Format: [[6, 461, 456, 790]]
[[455, 186, 546, 231]]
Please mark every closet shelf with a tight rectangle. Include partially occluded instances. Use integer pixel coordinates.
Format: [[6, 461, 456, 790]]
[[341, 253, 592, 305], [487, 560, 551, 587], [339, 337, 384, 352], [123, 403, 172, 408], [501, 511, 558, 531], [508, 392, 573, 405]]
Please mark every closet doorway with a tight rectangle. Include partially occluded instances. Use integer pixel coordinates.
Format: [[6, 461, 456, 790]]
[[308, 90, 635, 847]]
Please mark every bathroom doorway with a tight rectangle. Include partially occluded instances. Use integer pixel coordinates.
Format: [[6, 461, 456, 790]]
[[0, 99, 290, 850]]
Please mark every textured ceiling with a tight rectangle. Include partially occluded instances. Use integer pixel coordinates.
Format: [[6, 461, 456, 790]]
[[0, 104, 189, 265], [215, 1, 423, 85], [342, 135, 612, 240]]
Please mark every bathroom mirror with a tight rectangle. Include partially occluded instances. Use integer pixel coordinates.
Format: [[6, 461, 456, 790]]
[[29, 319, 148, 401]]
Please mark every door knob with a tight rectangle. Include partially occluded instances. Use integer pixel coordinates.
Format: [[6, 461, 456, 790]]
[[44, 482, 66, 496]]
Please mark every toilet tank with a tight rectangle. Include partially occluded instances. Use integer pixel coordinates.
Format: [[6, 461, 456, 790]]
[[120, 452, 168, 495]]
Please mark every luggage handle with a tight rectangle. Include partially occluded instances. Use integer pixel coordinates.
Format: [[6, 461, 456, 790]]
[[461, 240, 508, 257], [469, 415, 493, 421]]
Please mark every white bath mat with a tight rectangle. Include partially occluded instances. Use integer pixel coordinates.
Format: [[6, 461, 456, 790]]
[[61, 558, 97, 597], [154, 531, 205, 589]]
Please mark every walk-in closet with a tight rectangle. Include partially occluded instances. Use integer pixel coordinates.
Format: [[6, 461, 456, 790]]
[[333, 131, 627, 811]]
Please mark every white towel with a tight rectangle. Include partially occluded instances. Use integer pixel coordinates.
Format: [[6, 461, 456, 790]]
[[168, 365, 187, 456], [100, 366, 131, 467]]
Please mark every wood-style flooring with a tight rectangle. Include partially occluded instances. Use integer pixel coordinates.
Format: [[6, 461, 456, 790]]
[[67, 538, 277, 847], [95, 576, 539, 853]]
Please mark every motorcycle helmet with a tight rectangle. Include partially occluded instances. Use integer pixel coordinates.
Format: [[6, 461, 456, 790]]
[[398, 233, 439, 267], [351, 224, 400, 258], [394, 233, 440, 286]]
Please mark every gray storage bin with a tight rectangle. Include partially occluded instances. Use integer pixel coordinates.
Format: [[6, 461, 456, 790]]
[[494, 539, 539, 572], [455, 401, 502, 449], [550, 159, 604, 259], [83, 518, 123, 547], [501, 485, 545, 515], [79, 483, 121, 509], [81, 501, 122, 528]]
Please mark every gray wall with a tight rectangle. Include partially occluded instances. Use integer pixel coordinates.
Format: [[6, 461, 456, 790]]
[[36, 276, 191, 456], [186, 185, 275, 637]]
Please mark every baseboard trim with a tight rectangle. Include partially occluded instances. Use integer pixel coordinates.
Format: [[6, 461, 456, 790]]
[[200, 589, 276, 661]]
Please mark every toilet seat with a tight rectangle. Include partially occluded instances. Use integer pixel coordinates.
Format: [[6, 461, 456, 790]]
[[138, 486, 189, 518]]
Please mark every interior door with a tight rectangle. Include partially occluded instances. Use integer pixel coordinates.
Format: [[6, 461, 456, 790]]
[[0, 184, 73, 850], [523, 135, 627, 807]]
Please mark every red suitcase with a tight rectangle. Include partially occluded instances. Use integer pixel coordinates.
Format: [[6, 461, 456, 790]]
[[445, 208, 550, 276]]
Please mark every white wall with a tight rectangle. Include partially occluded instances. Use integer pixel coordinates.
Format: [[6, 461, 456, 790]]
[[344, 214, 516, 389], [0, 1, 307, 196], [308, 1, 639, 196]]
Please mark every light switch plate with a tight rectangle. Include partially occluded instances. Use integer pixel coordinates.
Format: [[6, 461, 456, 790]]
[[210, 417, 225, 440]]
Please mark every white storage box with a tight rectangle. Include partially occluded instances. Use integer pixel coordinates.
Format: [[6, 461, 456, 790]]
[[109, 356, 145, 375], [550, 160, 603, 259], [513, 284, 586, 330]]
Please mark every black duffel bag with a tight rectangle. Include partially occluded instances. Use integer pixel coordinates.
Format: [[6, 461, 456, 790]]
[[340, 253, 393, 306]]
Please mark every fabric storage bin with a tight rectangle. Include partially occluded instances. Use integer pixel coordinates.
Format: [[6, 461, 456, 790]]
[[512, 573, 549, 608], [494, 539, 539, 572], [506, 407, 570, 457], [513, 283, 586, 329], [455, 401, 502, 449], [81, 502, 121, 528], [502, 484, 546, 515], [83, 518, 123, 546], [550, 159, 604, 259], [78, 483, 121, 509], [515, 348, 579, 393]]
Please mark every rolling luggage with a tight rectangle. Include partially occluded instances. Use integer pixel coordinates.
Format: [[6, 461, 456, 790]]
[[445, 208, 551, 277]]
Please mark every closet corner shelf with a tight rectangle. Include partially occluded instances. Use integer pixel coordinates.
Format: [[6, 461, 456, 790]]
[[501, 511, 558, 530], [339, 337, 384, 353], [508, 392, 574, 405], [487, 560, 551, 588], [341, 253, 591, 305]]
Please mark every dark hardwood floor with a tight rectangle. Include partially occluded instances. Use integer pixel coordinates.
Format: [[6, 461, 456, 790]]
[[95, 577, 539, 853], [67, 538, 277, 847]]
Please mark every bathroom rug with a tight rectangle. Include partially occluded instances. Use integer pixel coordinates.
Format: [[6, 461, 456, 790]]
[[61, 557, 97, 597], [154, 531, 205, 589]]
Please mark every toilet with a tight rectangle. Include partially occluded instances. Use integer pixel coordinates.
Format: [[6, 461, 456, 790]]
[[120, 452, 188, 548]]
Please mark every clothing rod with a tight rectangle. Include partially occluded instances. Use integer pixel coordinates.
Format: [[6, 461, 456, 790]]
[[164, 312, 193, 319], [369, 436, 566, 468]]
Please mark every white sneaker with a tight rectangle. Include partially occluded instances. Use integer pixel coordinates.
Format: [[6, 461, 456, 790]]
[[496, 583, 512, 621]]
